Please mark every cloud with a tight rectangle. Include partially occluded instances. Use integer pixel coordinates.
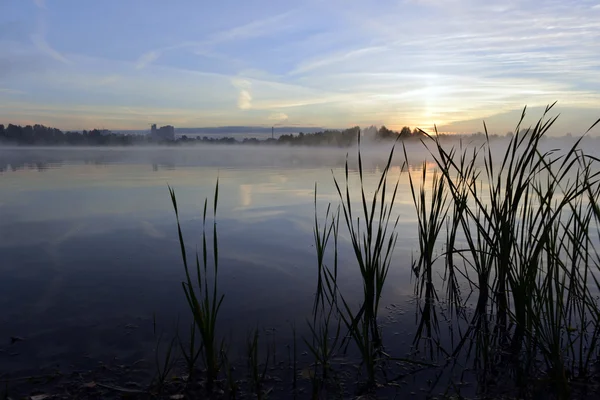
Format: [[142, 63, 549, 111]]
[[133, 11, 297, 70], [232, 78, 253, 109], [5, 0, 600, 133], [268, 112, 288, 122], [33, 0, 46, 9], [238, 90, 252, 110], [0, 88, 26, 95], [290, 46, 388, 75], [30, 34, 70, 64], [98, 75, 120, 85], [208, 11, 296, 44], [135, 51, 160, 70]]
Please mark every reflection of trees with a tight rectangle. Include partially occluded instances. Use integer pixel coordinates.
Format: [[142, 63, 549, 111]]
[[0, 159, 62, 172], [151, 163, 176, 171]]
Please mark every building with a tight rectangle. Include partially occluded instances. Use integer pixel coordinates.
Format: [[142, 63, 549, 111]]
[[150, 124, 175, 141]]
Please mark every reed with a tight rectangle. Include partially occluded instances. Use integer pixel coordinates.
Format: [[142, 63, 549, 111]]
[[410, 104, 600, 396], [164, 107, 600, 397], [310, 135, 404, 388], [169, 181, 224, 392], [405, 152, 450, 349]]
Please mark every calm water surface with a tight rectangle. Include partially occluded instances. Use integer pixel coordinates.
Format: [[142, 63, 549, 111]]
[[0, 145, 427, 375]]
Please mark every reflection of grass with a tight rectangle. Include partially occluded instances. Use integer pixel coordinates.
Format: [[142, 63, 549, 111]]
[[161, 106, 600, 398], [246, 327, 270, 400], [151, 314, 178, 394]]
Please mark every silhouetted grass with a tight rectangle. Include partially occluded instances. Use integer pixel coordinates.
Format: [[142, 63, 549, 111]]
[[163, 106, 600, 398], [309, 136, 405, 389], [408, 105, 600, 397], [169, 181, 224, 392]]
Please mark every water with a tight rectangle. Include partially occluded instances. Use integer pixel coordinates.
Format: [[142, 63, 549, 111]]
[[0, 145, 425, 377], [3, 139, 599, 398]]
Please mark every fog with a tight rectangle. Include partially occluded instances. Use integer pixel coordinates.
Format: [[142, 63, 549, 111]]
[[2, 134, 598, 174]]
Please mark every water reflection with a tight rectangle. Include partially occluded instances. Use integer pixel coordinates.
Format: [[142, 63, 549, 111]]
[[1, 140, 593, 382], [0, 145, 422, 378]]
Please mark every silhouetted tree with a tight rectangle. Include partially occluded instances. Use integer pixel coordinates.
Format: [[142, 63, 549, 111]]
[[0, 123, 145, 145], [399, 126, 412, 138], [377, 125, 395, 140]]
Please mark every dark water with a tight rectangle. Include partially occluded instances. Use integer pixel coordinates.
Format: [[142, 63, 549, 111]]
[[0, 145, 426, 378]]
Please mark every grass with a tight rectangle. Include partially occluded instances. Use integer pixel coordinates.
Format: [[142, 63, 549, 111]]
[[169, 180, 224, 392], [324, 136, 399, 387], [8, 106, 600, 400], [155, 105, 600, 399], [407, 105, 600, 397]]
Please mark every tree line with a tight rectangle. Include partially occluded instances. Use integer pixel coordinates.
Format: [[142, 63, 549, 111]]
[[0, 124, 143, 146], [0, 122, 505, 148]]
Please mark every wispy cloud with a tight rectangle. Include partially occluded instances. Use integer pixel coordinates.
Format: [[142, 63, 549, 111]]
[[135, 51, 160, 70], [97, 75, 120, 85], [30, 1, 71, 65], [290, 46, 387, 75], [4, 0, 600, 133], [268, 112, 288, 122], [30, 33, 70, 64], [0, 88, 26, 95], [206, 10, 296, 44], [134, 10, 297, 69]]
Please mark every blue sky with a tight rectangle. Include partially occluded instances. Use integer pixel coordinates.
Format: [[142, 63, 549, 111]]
[[1, 0, 600, 134]]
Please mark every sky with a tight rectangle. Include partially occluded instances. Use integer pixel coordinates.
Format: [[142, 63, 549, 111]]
[[1, 0, 600, 134]]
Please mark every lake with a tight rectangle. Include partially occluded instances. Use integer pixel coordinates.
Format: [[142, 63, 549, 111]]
[[2, 138, 600, 398], [0, 145, 431, 376]]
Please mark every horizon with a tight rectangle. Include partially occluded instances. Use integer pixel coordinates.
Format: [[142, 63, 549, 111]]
[[2, 121, 593, 138], [1, 1, 600, 135]]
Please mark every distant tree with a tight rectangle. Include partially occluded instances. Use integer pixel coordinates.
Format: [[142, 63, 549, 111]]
[[362, 125, 378, 139], [399, 126, 411, 138], [377, 125, 395, 140]]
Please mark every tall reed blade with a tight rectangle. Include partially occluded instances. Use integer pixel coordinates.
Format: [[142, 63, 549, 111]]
[[169, 180, 225, 392]]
